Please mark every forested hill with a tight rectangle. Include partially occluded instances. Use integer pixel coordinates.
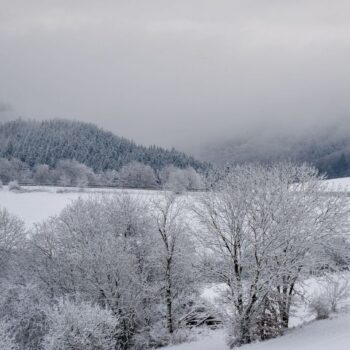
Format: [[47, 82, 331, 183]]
[[0, 119, 209, 173]]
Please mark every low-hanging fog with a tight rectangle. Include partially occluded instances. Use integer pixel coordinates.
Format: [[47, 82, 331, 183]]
[[1, 0, 350, 154]]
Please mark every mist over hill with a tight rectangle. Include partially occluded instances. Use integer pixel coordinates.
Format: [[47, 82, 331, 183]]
[[201, 119, 350, 179]]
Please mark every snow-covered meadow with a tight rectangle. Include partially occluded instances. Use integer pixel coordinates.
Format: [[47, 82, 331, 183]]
[[1, 176, 350, 228], [0, 185, 159, 228]]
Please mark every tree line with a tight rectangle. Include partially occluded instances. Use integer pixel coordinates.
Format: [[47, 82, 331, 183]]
[[0, 157, 205, 191], [0, 163, 349, 349]]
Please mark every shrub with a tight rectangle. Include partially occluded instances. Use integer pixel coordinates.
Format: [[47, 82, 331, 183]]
[[44, 299, 118, 350], [8, 181, 21, 191], [323, 276, 350, 312], [309, 276, 350, 320], [309, 295, 331, 320]]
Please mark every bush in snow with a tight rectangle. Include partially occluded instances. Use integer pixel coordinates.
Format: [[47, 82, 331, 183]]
[[309, 295, 331, 320], [44, 299, 118, 350], [309, 276, 350, 318], [169, 328, 195, 345], [326, 277, 350, 312], [8, 180, 21, 191]]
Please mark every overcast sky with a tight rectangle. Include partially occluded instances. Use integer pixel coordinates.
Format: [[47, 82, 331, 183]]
[[1, 1, 350, 152]]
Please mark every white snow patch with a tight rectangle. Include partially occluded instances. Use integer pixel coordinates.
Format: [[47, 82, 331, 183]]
[[162, 313, 350, 350], [165, 330, 227, 350], [323, 177, 350, 192], [0, 186, 159, 228]]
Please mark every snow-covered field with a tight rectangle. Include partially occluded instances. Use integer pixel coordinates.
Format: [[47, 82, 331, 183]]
[[323, 177, 350, 191], [0, 185, 158, 227], [1, 180, 350, 350], [1, 176, 349, 228]]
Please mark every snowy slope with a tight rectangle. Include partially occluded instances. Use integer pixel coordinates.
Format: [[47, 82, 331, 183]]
[[243, 315, 350, 350], [165, 330, 228, 350], [165, 314, 350, 350]]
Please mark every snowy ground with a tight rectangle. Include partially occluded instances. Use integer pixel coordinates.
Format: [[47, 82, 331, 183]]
[[0, 185, 158, 228], [165, 314, 350, 350], [323, 177, 350, 192], [1, 177, 349, 228]]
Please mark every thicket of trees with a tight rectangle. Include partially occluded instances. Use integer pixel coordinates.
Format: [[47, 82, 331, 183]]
[[0, 192, 199, 350], [0, 163, 349, 349], [0, 119, 209, 173], [0, 157, 204, 190]]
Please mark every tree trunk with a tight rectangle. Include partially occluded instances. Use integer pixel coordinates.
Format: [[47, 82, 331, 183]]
[[166, 258, 173, 334], [236, 316, 252, 345], [279, 285, 293, 330]]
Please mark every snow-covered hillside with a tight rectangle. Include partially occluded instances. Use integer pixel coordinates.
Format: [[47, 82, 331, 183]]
[[165, 314, 350, 350]]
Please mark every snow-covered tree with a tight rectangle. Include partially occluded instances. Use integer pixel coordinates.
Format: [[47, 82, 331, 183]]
[[160, 166, 204, 193], [44, 299, 117, 350], [30, 195, 163, 349], [118, 162, 157, 188], [0, 282, 49, 350], [194, 163, 349, 345], [0, 158, 33, 184], [0, 207, 26, 279], [103, 169, 120, 186], [33, 164, 52, 185], [151, 191, 197, 334], [54, 159, 94, 187]]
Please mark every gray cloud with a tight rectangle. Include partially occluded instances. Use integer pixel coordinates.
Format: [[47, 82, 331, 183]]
[[1, 1, 350, 152], [0, 102, 14, 121], [0, 102, 12, 113]]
